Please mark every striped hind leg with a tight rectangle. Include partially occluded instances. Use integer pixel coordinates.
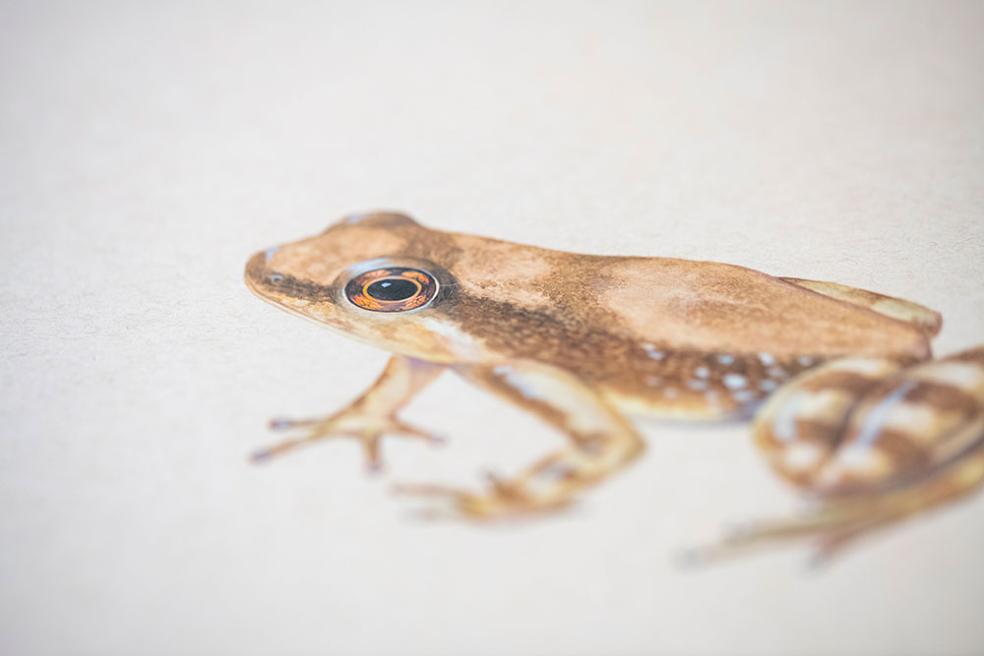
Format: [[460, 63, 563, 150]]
[[809, 449, 984, 564], [686, 347, 984, 566], [686, 448, 984, 566]]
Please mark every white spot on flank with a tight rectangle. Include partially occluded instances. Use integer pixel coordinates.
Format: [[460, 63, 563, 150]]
[[759, 379, 779, 392], [731, 389, 759, 404], [798, 355, 816, 367], [723, 374, 747, 389], [687, 379, 709, 391], [768, 366, 787, 378], [717, 354, 735, 365], [642, 344, 666, 360], [694, 366, 710, 379], [758, 352, 776, 366]]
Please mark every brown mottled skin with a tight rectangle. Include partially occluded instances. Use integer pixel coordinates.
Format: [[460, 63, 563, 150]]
[[245, 211, 983, 563]]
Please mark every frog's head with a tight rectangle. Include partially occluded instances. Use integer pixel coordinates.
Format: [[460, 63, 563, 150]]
[[245, 211, 474, 361]]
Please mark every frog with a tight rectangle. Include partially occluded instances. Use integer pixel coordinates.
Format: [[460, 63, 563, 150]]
[[244, 211, 984, 563]]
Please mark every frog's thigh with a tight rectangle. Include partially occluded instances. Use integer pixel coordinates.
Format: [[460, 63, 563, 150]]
[[756, 348, 984, 497], [753, 357, 907, 488], [454, 361, 644, 475], [756, 348, 984, 490], [815, 347, 984, 494], [779, 277, 942, 337], [692, 349, 984, 564]]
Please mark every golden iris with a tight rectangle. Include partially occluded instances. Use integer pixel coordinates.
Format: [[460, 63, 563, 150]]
[[345, 267, 438, 312]]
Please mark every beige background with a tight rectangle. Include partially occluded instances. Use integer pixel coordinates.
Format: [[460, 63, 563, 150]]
[[2, 1, 983, 654]]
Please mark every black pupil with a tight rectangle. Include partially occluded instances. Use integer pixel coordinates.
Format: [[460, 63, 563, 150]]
[[366, 278, 418, 301]]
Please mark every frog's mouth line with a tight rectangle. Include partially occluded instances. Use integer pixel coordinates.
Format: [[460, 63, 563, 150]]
[[244, 269, 327, 319], [244, 275, 351, 338], [246, 246, 334, 296]]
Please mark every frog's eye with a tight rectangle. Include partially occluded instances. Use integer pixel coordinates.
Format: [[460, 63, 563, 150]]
[[344, 267, 438, 312]]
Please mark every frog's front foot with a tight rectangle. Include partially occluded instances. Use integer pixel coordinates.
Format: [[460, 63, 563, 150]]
[[250, 355, 446, 470], [393, 469, 576, 520], [251, 410, 444, 471]]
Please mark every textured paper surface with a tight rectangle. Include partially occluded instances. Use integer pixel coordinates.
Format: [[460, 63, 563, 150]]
[[2, 2, 983, 654]]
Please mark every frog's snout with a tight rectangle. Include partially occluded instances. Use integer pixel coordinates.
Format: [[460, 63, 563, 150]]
[[244, 247, 282, 294], [244, 250, 267, 291]]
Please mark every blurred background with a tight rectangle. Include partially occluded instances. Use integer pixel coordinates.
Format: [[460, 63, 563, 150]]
[[2, 1, 982, 654]]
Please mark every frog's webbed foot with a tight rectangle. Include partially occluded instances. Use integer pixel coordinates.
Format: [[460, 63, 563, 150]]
[[253, 411, 444, 471], [680, 500, 905, 568], [394, 451, 595, 520], [394, 361, 644, 521], [685, 347, 984, 567], [682, 456, 984, 568], [393, 470, 575, 521], [250, 355, 445, 471]]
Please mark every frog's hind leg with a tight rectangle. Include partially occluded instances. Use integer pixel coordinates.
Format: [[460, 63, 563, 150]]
[[688, 448, 984, 566], [809, 449, 984, 564], [780, 277, 942, 337], [686, 347, 984, 566], [394, 360, 645, 520]]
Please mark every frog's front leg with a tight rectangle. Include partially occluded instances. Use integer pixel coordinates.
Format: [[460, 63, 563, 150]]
[[395, 361, 645, 519], [251, 355, 445, 470]]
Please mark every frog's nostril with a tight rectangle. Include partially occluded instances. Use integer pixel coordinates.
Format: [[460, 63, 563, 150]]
[[245, 249, 288, 288]]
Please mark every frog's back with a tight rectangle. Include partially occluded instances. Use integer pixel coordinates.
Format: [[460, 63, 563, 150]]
[[597, 256, 932, 360], [428, 227, 934, 418]]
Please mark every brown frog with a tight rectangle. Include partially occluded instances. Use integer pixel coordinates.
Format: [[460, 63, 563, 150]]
[[244, 211, 984, 563]]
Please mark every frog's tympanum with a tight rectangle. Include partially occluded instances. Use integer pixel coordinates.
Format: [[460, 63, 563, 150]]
[[245, 211, 984, 563]]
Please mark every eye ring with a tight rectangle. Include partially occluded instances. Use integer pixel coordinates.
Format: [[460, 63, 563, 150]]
[[344, 267, 438, 312]]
